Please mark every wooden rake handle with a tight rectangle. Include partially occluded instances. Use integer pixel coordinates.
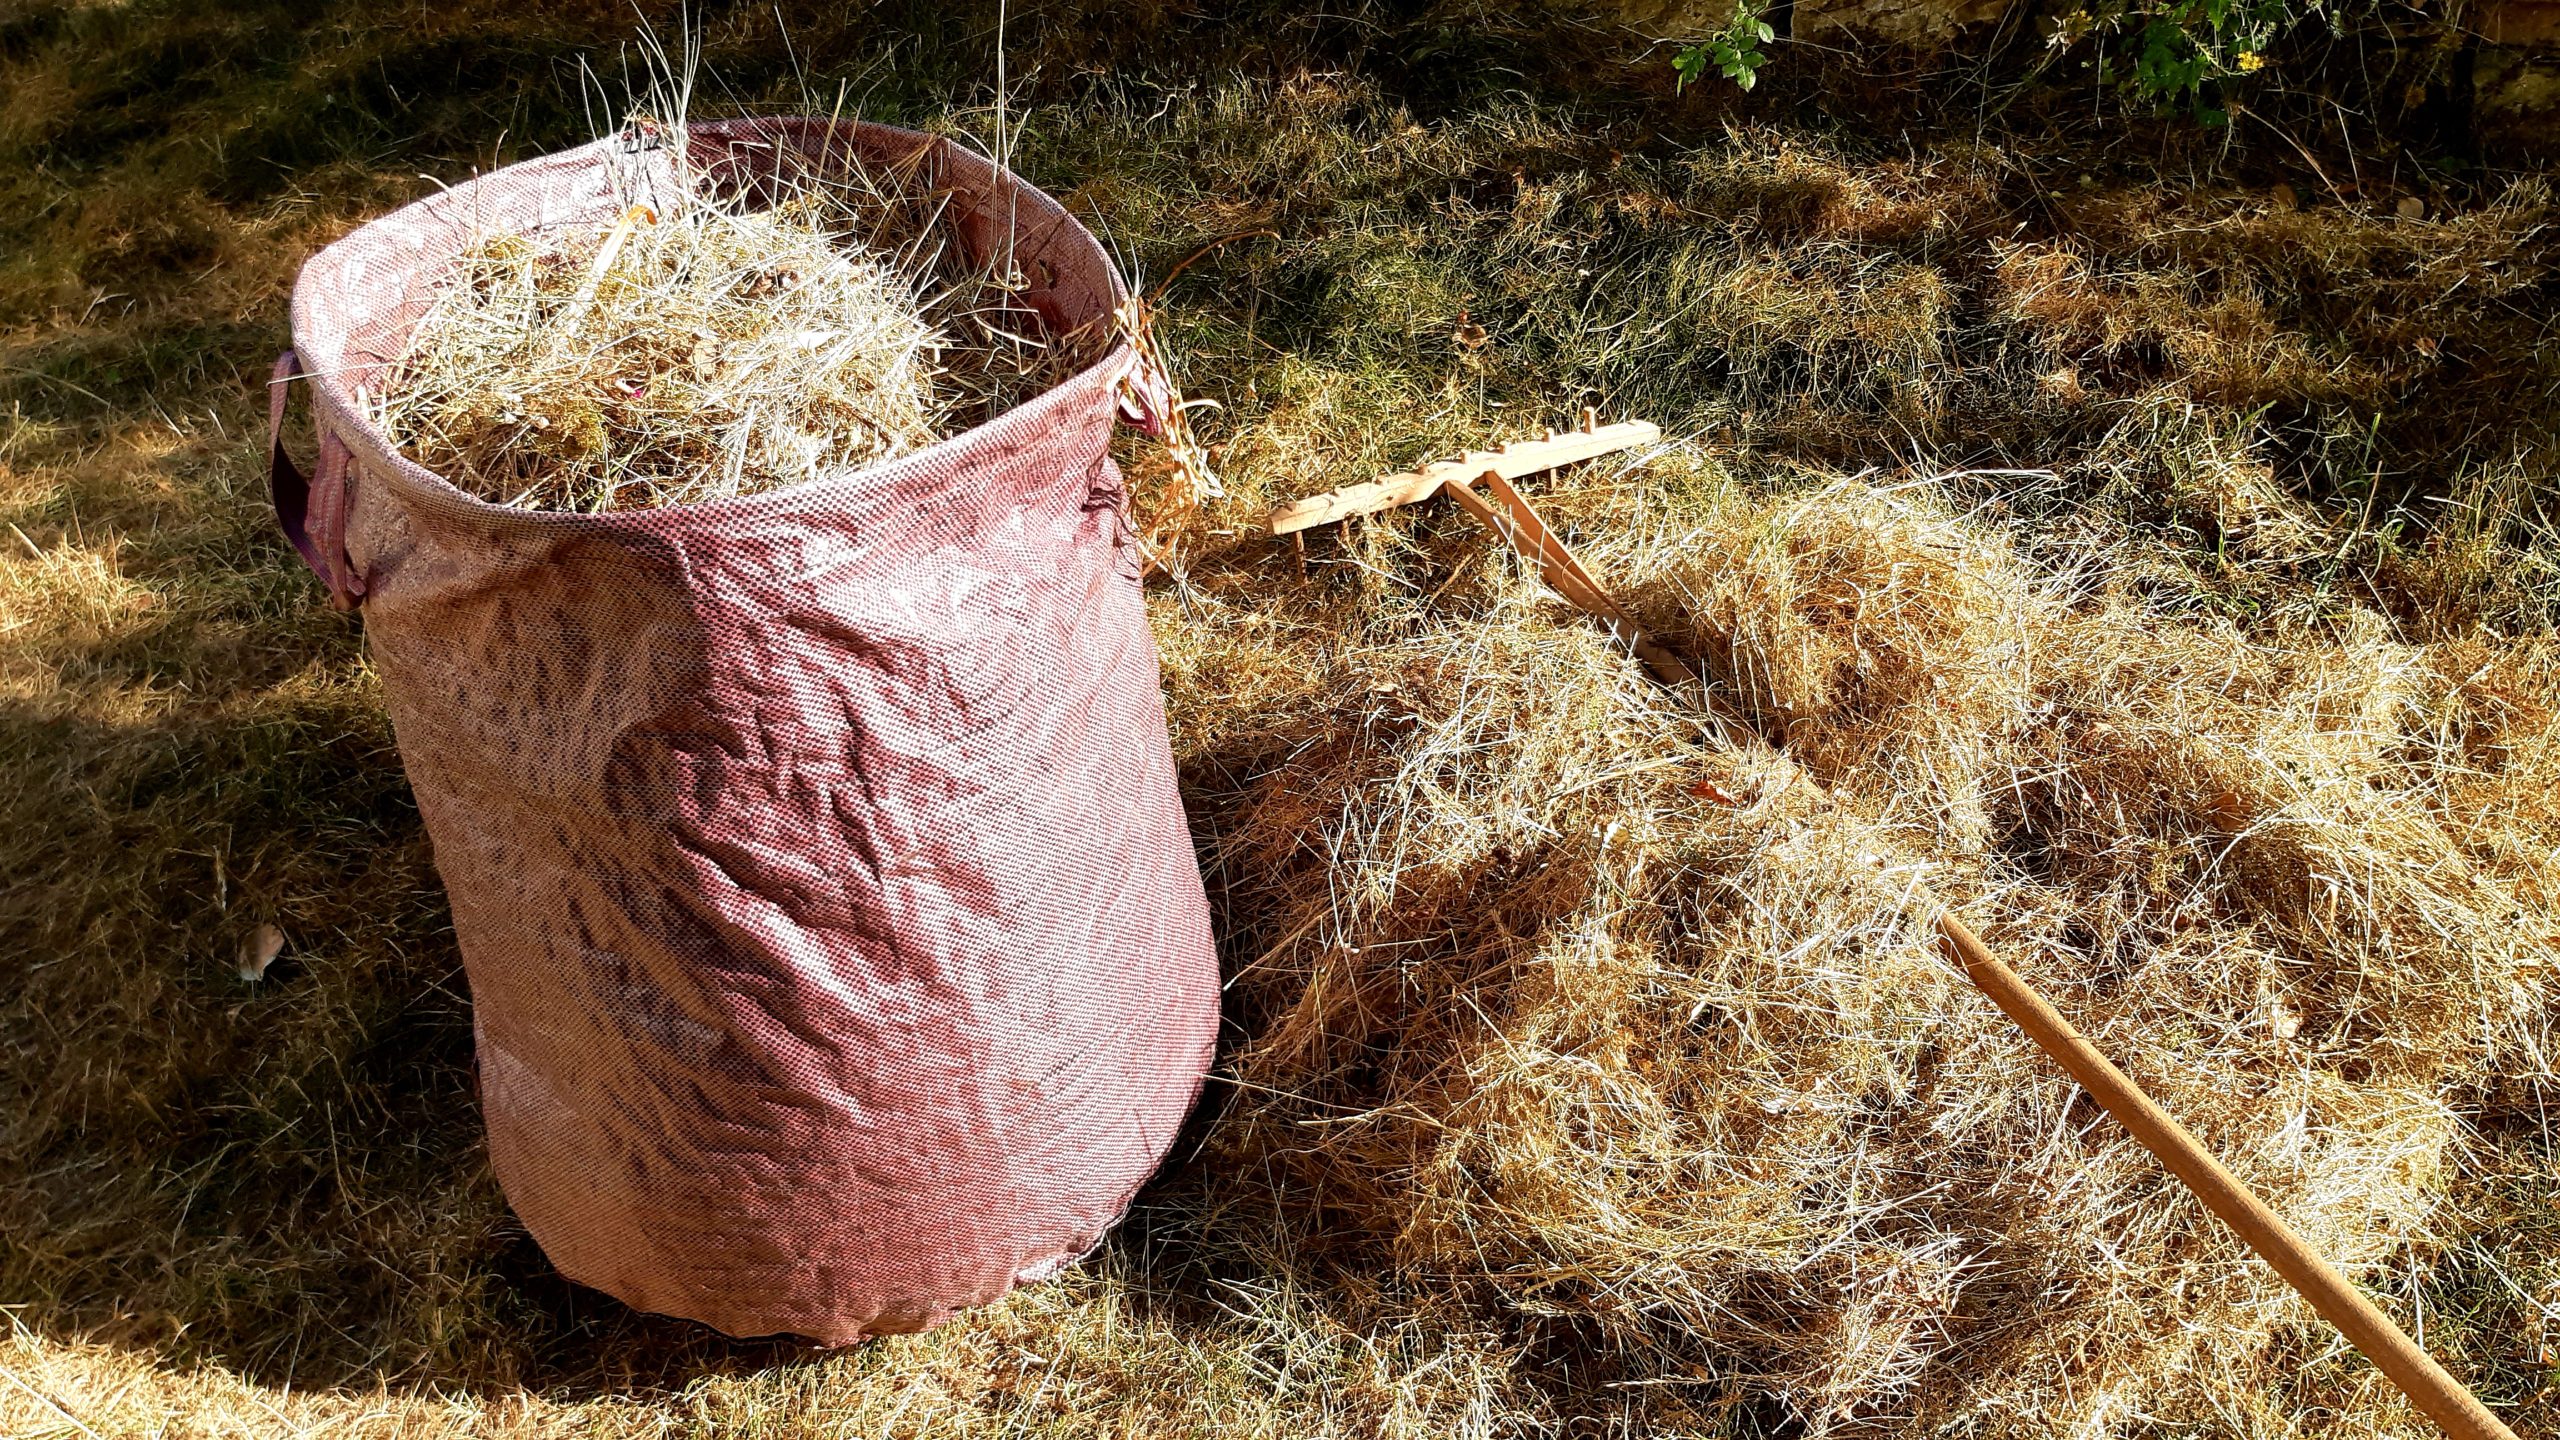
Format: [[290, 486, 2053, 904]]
[[1445, 471, 1696, 687], [1937, 912, 2520, 1440], [1440, 473, 2520, 1440]]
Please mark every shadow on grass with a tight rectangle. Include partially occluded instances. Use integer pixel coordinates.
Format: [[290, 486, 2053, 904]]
[[0, 609, 1431, 1408]]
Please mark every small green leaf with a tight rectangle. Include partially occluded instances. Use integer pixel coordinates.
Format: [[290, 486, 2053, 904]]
[[1672, 43, 1711, 90]]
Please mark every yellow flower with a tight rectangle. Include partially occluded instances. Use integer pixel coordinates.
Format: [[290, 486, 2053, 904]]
[[2235, 51, 2267, 72]]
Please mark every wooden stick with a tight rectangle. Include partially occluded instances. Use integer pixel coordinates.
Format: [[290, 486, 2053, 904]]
[[1265, 420, 1660, 535], [1479, 475, 1622, 618], [1935, 911, 2520, 1440], [1685, 677, 2518, 1439], [544, 203, 658, 361], [1445, 471, 1695, 687], [1476, 477, 1698, 689], [1433, 474, 2521, 1440], [1441, 476, 1612, 614]]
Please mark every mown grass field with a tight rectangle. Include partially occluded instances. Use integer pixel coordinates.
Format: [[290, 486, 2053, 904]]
[[3, 3, 2556, 1436]]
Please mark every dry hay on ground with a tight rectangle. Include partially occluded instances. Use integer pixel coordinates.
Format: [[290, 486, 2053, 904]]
[[1162, 468, 2560, 1436], [377, 144, 1087, 514]]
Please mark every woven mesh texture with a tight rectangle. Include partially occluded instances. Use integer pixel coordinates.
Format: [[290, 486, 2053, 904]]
[[281, 119, 1220, 1344]]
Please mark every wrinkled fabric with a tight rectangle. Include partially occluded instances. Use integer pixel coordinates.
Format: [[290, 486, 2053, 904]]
[[280, 119, 1220, 1343]]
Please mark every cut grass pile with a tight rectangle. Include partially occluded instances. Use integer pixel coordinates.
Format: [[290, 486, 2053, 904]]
[[3, 3, 2558, 1437], [1179, 472, 2557, 1433]]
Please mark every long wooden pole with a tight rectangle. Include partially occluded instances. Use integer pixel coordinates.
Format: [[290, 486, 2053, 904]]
[[1935, 911, 2520, 1440], [1420, 470, 2522, 1440]]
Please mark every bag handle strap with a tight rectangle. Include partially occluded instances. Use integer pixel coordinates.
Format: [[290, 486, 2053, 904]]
[[267, 351, 365, 611], [1113, 344, 1172, 439]]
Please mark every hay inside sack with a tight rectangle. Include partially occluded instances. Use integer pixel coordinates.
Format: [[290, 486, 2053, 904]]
[[376, 139, 1090, 513]]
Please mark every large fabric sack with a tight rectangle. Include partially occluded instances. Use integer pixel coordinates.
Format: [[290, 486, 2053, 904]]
[[268, 118, 1221, 1343]]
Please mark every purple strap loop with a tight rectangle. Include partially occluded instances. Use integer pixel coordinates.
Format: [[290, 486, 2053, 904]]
[[267, 350, 365, 610]]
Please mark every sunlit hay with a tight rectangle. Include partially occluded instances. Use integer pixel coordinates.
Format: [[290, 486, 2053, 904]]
[[1170, 473, 2559, 1437], [1674, 251, 1956, 434], [2005, 611, 2549, 1076], [380, 200, 935, 512], [0, 531, 157, 710], [1990, 174, 2553, 425], [2427, 638, 2560, 949], [0, 1267, 1545, 1439], [1679, 130, 2005, 247], [378, 139, 1096, 514], [1661, 479, 2044, 851], [1192, 538, 2009, 1429]]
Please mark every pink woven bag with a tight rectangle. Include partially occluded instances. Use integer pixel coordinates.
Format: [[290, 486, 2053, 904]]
[[268, 118, 1220, 1343]]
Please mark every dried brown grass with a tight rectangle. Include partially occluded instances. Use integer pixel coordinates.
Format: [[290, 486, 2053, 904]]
[[377, 131, 1089, 513], [1165, 467, 2560, 1436]]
